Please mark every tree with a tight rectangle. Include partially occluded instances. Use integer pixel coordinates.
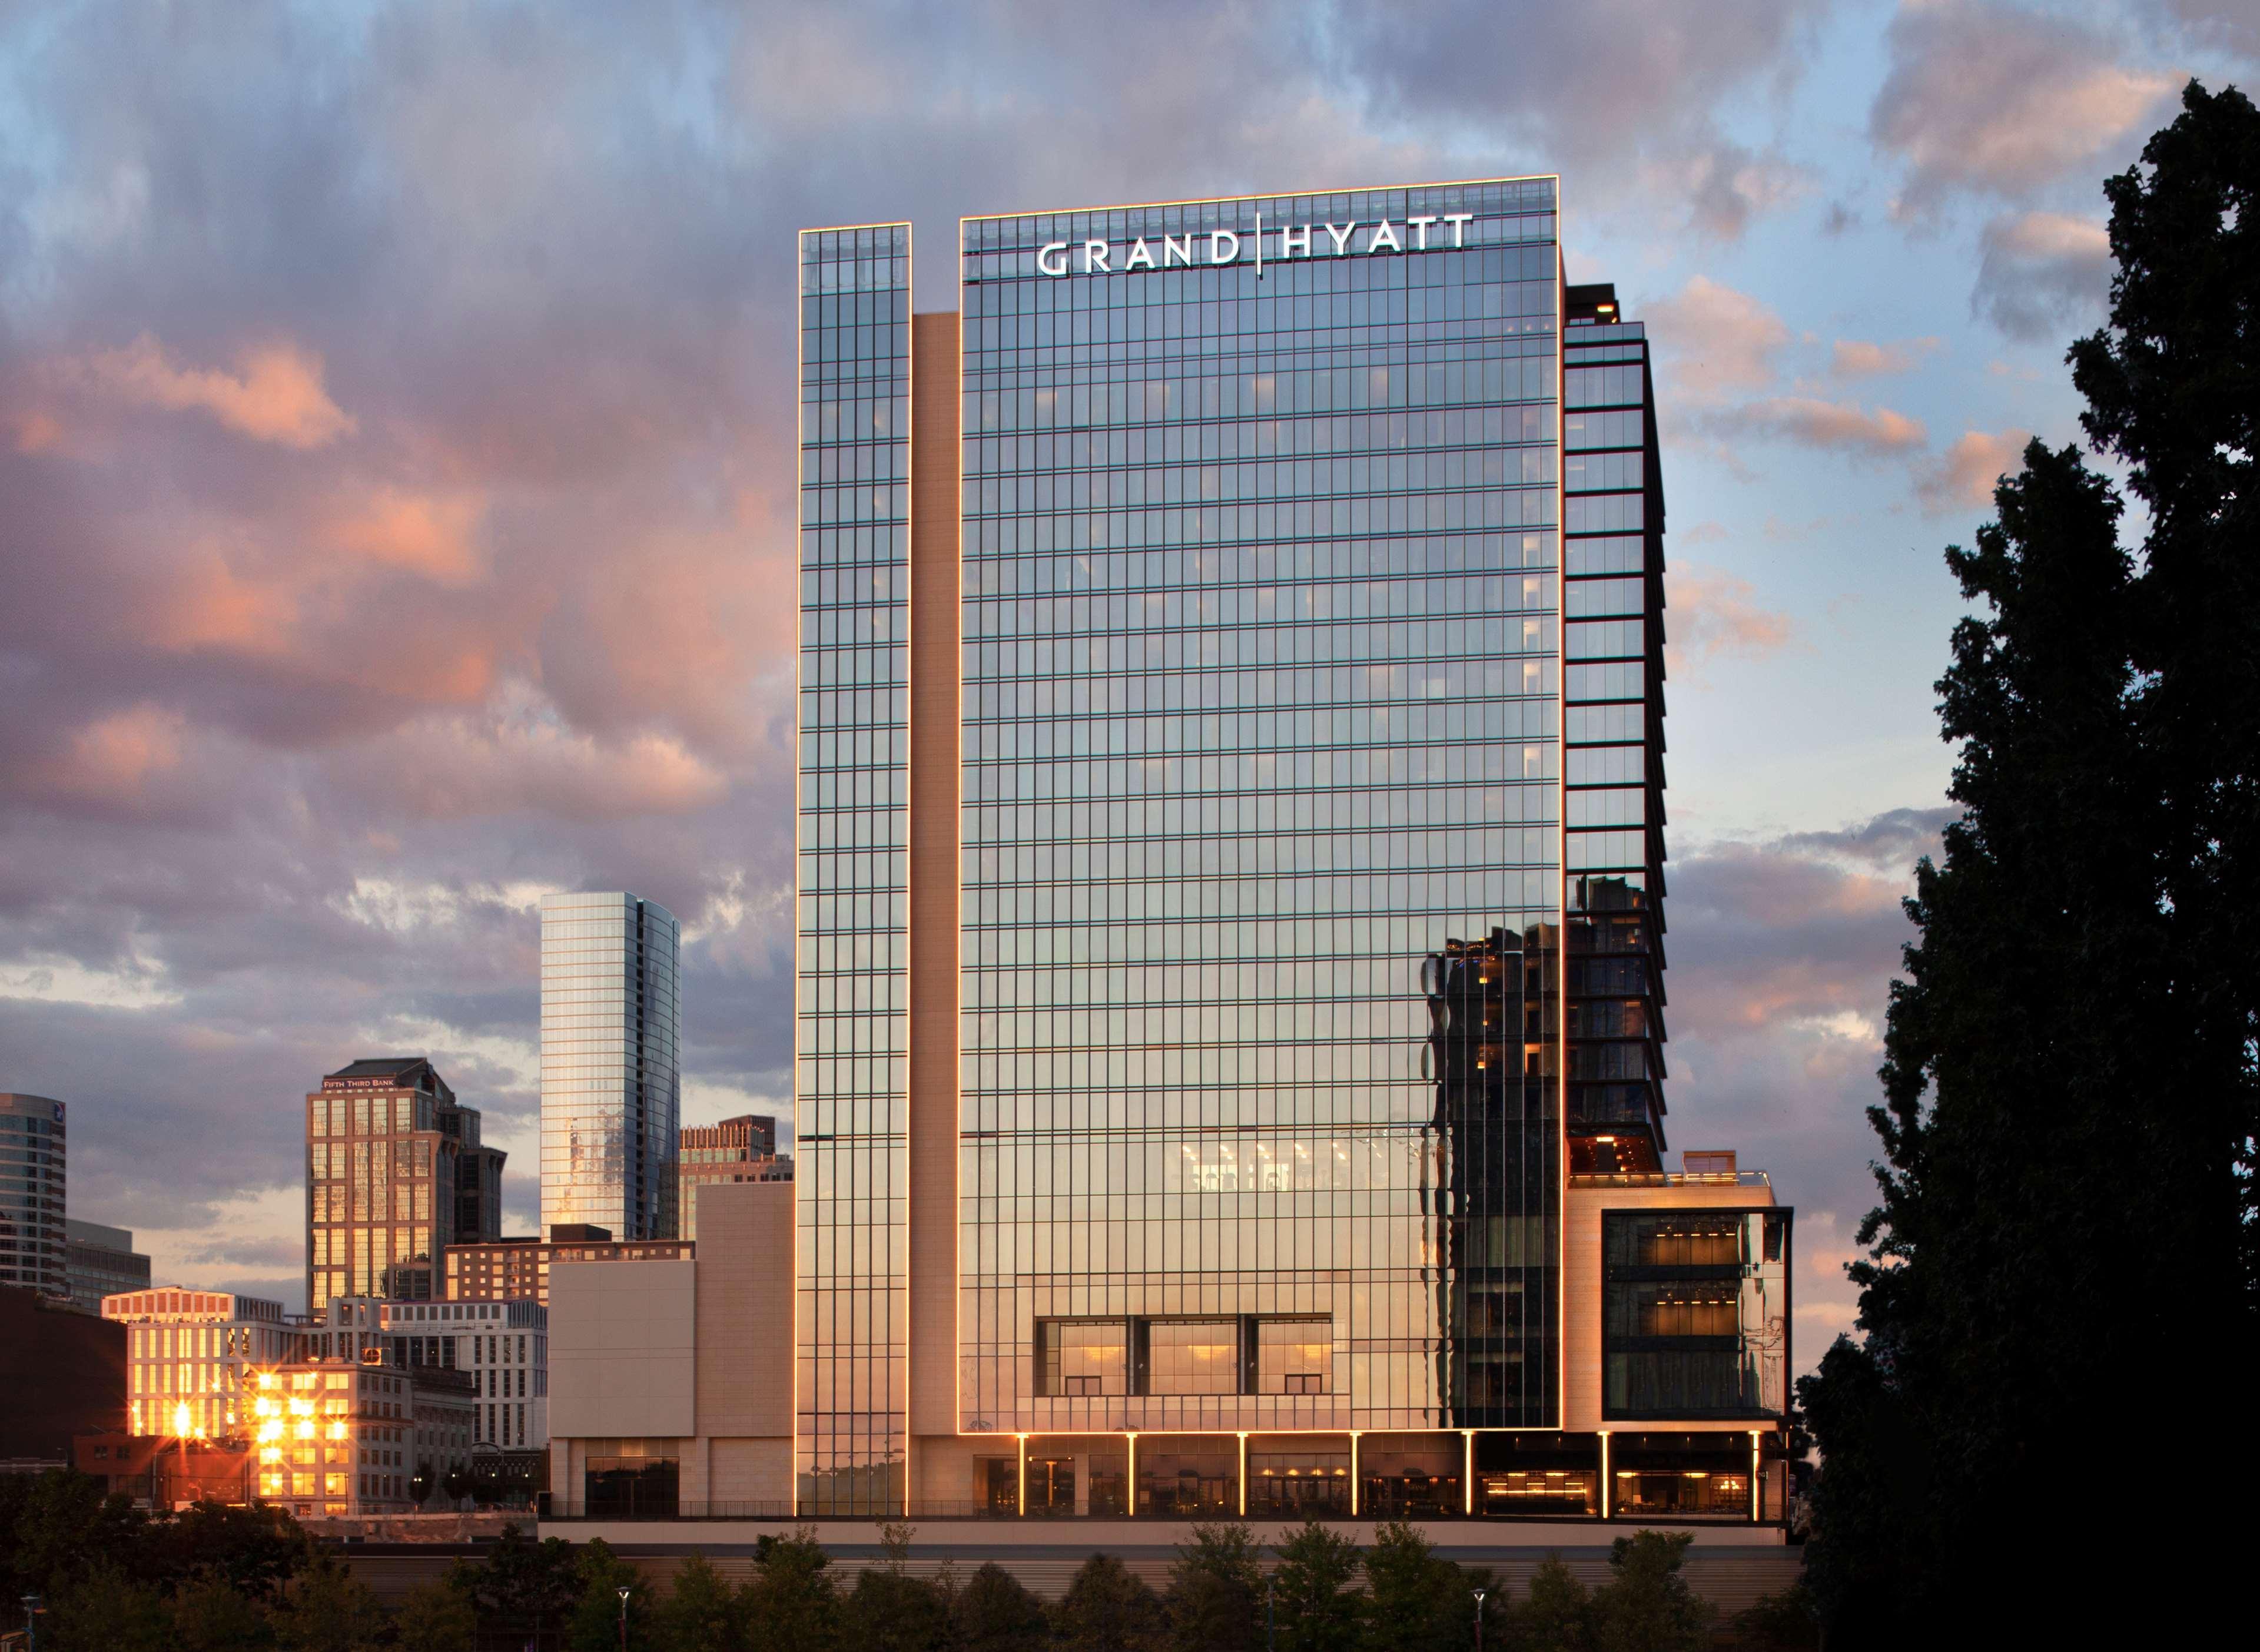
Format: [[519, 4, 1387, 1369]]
[[1586, 1534, 1707, 1652], [845, 1563, 953, 1652], [1730, 1583, 1819, 1652], [955, 1561, 1049, 1652], [565, 1538, 659, 1652], [1056, 1553, 1164, 1652], [2069, 87, 2260, 1332], [43, 1563, 170, 1652], [0, 1468, 147, 1597], [664, 1553, 747, 1652], [744, 1525, 840, 1652], [172, 1574, 278, 1652], [275, 1548, 389, 1652], [393, 1578, 476, 1652], [1268, 1521, 1363, 1652], [152, 1500, 306, 1601], [1797, 77, 2260, 1648], [1358, 1523, 1459, 1652], [450, 1521, 580, 1652], [1166, 1521, 1263, 1652], [1508, 1555, 1589, 1652]]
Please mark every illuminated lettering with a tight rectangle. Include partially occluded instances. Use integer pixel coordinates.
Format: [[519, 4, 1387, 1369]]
[[1163, 234, 1194, 267], [1083, 240, 1111, 273], [1209, 230, 1240, 265], [1368, 220, 1402, 253], [1125, 237, 1155, 270], [1443, 212, 1474, 247], [1323, 221, 1358, 255], [1037, 241, 1069, 277], [1278, 222, 1310, 258], [1408, 214, 1438, 248]]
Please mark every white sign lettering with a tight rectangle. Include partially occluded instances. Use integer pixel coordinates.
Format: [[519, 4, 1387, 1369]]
[[1033, 212, 1474, 277]]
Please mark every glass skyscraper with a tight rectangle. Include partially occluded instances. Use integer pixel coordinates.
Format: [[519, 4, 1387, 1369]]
[[795, 180, 1691, 1520], [539, 892, 683, 1241]]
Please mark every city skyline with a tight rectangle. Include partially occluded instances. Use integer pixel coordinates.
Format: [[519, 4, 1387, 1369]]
[[3, 0, 2245, 1350]]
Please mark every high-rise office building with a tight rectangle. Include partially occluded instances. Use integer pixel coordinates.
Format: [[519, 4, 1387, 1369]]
[[539, 892, 683, 1240], [65, 1219, 150, 1313], [678, 1114, 791, 1240], [304, 1058, 505, 1312], [0, 1093, 68, 1296], [781, 178, 1765, 1525]]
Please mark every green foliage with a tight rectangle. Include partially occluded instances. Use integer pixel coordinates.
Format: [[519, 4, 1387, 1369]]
[[1054, 1553, 1164, 1652], [449, 1521, 581, 1652], [565, 1538, 661, 1652], [1588, 1534, 1707, 1652], [1166, 1521, 1263, 1652], [1730, 1583, 1819, 1652], [956, 1560, 1050, 1652], [274, 1548, 389, 1652], [662, 1553, 746, 1652], [172, 1574, 280, 1652], [1358, 1523, 1461, 1652], [745, 1525, 840, 1652], [845, 1564, 954, 1652], [0, 1468, 148, 1597], [1797, 78, 2260, 1648], [395, 1578, 478, 1652], [1508, 1554, 1589, 1652], [44, 1563, 171, 1652], [154, 1499, 307, 1600], [1269, 1521, 1363, 1652]]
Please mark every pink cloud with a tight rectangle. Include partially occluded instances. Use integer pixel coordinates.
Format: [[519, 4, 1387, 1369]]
[[1871, 1, 2177, 215], [1919, 427, 2033, 512], [1666, 562, 1801, 674], [326, 487, 486, 585], [55, 334, 357, 448], [31, 704, 188, 810], [1830, 336, 1940, 377], [1727, 396, 1928, 454], [1645, 276, 1792, 401]]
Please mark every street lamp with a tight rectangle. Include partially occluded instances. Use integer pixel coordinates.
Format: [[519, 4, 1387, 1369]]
[[615, 1584, 630, 1652], [22, 1593, 45, 1652], [1472, 1587, 1489, 1652]]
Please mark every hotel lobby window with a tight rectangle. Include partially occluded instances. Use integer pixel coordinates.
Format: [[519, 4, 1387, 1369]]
[[1038, 1319, 1129, 1396], [1256, 1318, 1332, 1395], [1144, 1320, 1240, 1396]]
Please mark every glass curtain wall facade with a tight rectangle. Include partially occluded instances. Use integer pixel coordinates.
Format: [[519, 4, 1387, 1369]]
[[1561, 299, 1671, 1173], [0, 1093, 67, 1296], [795, 223, 914, 1513], [539, 893, 682, 1242], [955, 179, 1567, 1439]]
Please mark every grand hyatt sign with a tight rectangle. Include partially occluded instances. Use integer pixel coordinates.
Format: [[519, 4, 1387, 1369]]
[[1034, 211, 1479, 277]]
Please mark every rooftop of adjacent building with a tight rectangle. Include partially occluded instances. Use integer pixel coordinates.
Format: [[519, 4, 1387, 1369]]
[[104, 1286, 286, 1323], [67, 1218, 136, 1251], [320, 1056, 457, 1106]]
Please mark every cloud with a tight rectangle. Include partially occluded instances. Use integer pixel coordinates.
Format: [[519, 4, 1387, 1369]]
[[1717, 396, 1929, 454], [1870, 1, 2178, 217], [1972, 210, 2113, 339], [1919, 427, 2034, 511], [1830, 336, 1940, 376], [1646, 277, 1793, 401], [1667, 563, 1801, 674], [49, 334, 356, 447]]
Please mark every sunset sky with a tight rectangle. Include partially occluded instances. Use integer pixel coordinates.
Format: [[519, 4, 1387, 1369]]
[[4, 1, 2250, 1366]]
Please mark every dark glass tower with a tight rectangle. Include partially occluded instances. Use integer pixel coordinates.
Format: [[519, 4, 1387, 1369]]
[[1561, 284, 1670, 1174]]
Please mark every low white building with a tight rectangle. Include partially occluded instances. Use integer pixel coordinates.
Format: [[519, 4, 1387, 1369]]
[[314, 1294, 547, 1451], [547, 1179, 791, 1515]]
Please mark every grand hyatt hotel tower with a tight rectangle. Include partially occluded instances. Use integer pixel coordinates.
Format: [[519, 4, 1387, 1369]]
[[793, 177, 1791, 1525]]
